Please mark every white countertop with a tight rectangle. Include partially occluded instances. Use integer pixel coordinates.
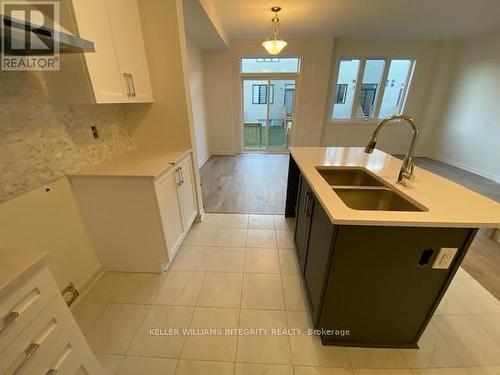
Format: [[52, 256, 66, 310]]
[[290, 147, 500, 228], [0, 250, 48, 295], [68, 148, 192, 178]]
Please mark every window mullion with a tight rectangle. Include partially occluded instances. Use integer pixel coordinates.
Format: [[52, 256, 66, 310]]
[[351, 59, 366, 119], [374, 59, 391, 119]]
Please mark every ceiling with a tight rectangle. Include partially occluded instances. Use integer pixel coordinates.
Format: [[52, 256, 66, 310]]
[[211, 0, 500, 40]]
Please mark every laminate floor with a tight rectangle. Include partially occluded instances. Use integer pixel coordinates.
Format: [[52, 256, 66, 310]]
[[200, 153, 289, 215]]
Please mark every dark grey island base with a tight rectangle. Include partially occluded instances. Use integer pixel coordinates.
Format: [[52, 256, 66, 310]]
[[285, 155, 478, 348]]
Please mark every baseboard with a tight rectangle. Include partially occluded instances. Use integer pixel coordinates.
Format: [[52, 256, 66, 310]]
[[210, 151, 235, 156], [425, 153, 500, 183], [198, 155, 210, 168]]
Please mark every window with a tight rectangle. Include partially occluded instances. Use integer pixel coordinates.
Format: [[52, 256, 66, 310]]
[[331, 58, 414, 120], [335, 84, 348, 104], [252, 84, 274, 104], [241, 57, 300, 73]]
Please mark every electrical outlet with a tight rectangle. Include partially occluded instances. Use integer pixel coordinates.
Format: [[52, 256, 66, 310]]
[[62, 282, 79, 306], [432, 247, 458, 269]]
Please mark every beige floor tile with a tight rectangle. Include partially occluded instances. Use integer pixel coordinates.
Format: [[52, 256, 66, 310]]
[[237, 309, 292, 364], [448, 279, 500, 314], [282, 274, 308, 311], [95, 354, 124, 375], [170, 246, 210, 271], [116, 356, 177, 375], [249, 214, 276, 229], [274, 215, 295, 232], [236, 363, 294, 375], [474, 313, 500, 347], [197, 272, 243, 308], [242, 273, 285, 310], [207, 247, 245, 272], [221, 214, 249, 229], [346, 347, 408, 368], [294, 366, 354, 374], [217, 229, 247, 247], [72, 301, 107, 333], [432, 314, 500, 366], [287, 311, 350, 367], [184, 227, 219, 246], [245, 248, 280, 273], [85, 303, 149, 354], [401, 321, 463, 368], [195, 214, 225, 228], [277, 230, 294, 248], [127, 305, 193, 358], [435, 293, 468, 315], [153, 272, 205, 306], [182, 307, 239, 361], [278, 248, 300, 274], [410, 369, 469, 375], [175, 359, 235, 375], [85, 272, 165, 304], [353, 370, 412, 375], [246, 229, 278, 248]]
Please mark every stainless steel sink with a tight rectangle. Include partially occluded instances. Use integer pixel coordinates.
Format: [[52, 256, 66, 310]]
[[333, 187, 426, 212], [316, 167, 384, 187]]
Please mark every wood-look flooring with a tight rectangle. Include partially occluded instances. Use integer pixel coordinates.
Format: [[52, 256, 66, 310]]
[[200, 153, 500, 299], [200, 153, 289, 214]]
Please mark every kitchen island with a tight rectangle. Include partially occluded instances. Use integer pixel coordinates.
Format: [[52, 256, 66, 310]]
[[285, 147, 500, 348]]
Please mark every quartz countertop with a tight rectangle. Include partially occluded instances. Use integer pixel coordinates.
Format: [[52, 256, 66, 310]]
[[290, 147, 500, 228], [68, 148, 192, 178], [0, 250, 48, 295]]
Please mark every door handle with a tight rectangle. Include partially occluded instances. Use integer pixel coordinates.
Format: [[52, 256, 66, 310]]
[[129, 73, 137, 97], [123, 73, 132, 97], [0, 311, 19, 334], [305, 194, 314, 217]]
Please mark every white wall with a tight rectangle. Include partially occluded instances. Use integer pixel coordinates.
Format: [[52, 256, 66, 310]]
[[186, 38, 210, 167], [424, 31, 500, 182], [203, 50, 235, 154], [321, 39, 442, 154], [0, 178, 101, 291]]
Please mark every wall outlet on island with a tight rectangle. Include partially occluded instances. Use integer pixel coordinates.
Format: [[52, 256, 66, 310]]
[[62, 282, 80, 306], [432, 247, 458, 269]]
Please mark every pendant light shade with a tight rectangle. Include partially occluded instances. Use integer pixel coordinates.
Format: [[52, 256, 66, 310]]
[[262, 39, 288, 55], [262, 7, 287, 55]]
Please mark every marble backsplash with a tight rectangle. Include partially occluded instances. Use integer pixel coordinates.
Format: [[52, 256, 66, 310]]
[[0, 71, 136, 202]]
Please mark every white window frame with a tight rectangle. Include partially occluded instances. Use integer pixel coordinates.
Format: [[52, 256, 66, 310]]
[[329, 56, 416, 123]]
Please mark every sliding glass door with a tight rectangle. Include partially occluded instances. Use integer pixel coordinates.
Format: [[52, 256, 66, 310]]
[[242, 78, 296, 151]]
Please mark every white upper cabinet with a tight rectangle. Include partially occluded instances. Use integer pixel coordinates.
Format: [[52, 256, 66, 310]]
[[71, 0, 153, 103]]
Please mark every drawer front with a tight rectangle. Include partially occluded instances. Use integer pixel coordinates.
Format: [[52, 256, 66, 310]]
[[0, 296, 99, 375], [0, 267, 59, 354]]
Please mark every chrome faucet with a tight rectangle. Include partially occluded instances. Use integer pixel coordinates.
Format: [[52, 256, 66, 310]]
[[364, 114, 419, 186]]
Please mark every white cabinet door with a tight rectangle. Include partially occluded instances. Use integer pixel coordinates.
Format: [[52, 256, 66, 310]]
[[156, 170, 184, 260], [105, 0, 154, 103], [71, 0, 128, 103], [177, 156, 198, 230]]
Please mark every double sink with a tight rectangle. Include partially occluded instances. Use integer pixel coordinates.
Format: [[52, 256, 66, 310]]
[[315, 167, 427, 212]]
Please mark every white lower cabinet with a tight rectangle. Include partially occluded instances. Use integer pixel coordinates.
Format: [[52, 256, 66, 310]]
[[0, 259, 102, 375], [69, 152, 199, 272]]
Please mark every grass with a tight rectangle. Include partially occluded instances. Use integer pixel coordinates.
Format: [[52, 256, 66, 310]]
[[244, 126, 287, 149]]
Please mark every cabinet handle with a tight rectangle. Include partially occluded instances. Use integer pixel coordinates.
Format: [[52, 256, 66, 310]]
[[0, 311, 19, 334], [303, 192, 310, 214], [129, 73, 137, 97], [123, 73, 132, 97], [175, 168, 182, 186], [305, 195, 314, 217], [179, 168, 184, 184], [12, 342, 39, 374]]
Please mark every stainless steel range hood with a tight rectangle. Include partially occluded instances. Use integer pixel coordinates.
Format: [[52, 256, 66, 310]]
[[1, 13, 94, 55]]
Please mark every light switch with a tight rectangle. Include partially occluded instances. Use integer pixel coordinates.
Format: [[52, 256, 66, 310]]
[[432, 247, 458, 269]]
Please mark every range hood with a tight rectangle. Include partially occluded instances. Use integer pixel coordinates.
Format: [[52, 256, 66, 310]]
[[1, 13, 94, 55]]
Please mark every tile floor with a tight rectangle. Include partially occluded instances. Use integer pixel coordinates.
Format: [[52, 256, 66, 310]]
[[72, 214, 500, 375]]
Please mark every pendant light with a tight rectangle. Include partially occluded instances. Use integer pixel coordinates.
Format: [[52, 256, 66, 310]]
[[262, 6, 287, 55]]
